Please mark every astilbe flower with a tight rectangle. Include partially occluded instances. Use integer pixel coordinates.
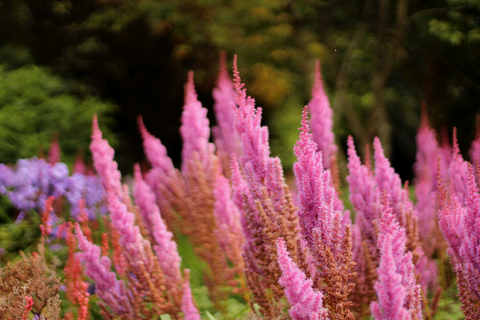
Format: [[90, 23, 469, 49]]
[[371, 195, 422, 320], [89, 117, 194, 318], [177, 72, 240, 308], [90, 114, 123, 200], [470, 115, 480, 177], [438, 163, 480, 318], [413, 105, 443, 256], [138, 115, 184, 232], [448, 128, 468, 204], [231, 55, 299, 315], [293, 106, 355, 319], [277, 238, 328, 320], [133, 164, 189, 310], [75, 224, 135, 319], [309, 60, 337, 171], [212, 160, 245, 288], [212, 51, 242, 177], [64, 222, 90, 320], [181, 270, 201, 320]]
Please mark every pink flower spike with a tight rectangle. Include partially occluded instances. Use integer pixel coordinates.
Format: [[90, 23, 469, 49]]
[[346, 136, 380, 245], [75, 223, 134, 317], [277, 238, 328, 320], [309, 59, 337, 170], [371, 193, 422, 320], [212, 51, 242, 159], [373, 137, 413, 224], [181, 269, 201, 320], [293, 106, 348, 253], [90, 115, 123, 199], [449, 127, 468, 204], [469, 115, 480, 174], [133, 164, 182, 284], [180, 71, 213, 174]]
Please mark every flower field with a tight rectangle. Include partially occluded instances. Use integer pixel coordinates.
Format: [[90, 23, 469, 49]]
[[0, 55, 478, 319]]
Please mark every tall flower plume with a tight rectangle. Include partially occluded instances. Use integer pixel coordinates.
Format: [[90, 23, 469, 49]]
[[293, 106, 355, 318], [308, 59, 337, 171], [231, 55, 299, 315], [138, 115, 184, 232], [277, 238, 328, 320], [212, 51, 242, 176], [370, 194, 422, 320], [438, 163, 480, 318]]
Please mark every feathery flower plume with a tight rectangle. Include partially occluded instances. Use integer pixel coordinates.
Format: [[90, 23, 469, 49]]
[[73, 149, 86, 174], [180, 71, 213, 174], [75, 224, 135, 318], [469, 115, 480, 174], [449, 128, 468, 204], [138, 115, 184, 231], [133, 164, 182, 286], [371, 194, 422, 320], [178, 72, 243, 308], [90, 115, 123, 199], [48, 133, 61, 165], [64, 222, 90, 320], [40, 196, 55, 237], [293, 106, 355, 318], [439, 163, 480, 318], [231, 55, 299, 315], [212, 51, 242, 176], [212, 161, 245, 284], [308, 59, 337, 170], [277, 238, 328, 320], [181, 269, 201, 320], [346, 136, 380, 255]]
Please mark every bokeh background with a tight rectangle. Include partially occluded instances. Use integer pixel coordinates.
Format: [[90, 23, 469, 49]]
[[0, 0, 479, 181]]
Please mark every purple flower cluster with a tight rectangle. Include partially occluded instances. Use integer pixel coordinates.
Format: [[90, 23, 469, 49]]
[[0, 158, 105, 219]]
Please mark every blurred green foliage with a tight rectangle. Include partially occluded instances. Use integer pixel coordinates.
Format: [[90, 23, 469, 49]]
[[0, 63, 116, 166]]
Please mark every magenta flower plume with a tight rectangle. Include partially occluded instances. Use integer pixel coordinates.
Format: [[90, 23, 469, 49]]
[[138, 116, 177, 178], [413, 106, 440, 253], [231, 56, 299, 313], [308, 59, 337, 170], [457, 164, 480, 299], [133, 164, 182, 284], [469, 116, 480, 171], [346, 136, 380, 248], [212, 51, 242, 161], [181, 269, 201, 320], [212, 161, 244, 268], [180, 71, 214, 173], [449, 128, 468, 204], [293, 106, 349, 255], [90, 115, 123, 199], [277, 238, 328, 320], [373, 137, 413, 224], [371, 194, 422, 320], [75, 224, 134, 317]]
